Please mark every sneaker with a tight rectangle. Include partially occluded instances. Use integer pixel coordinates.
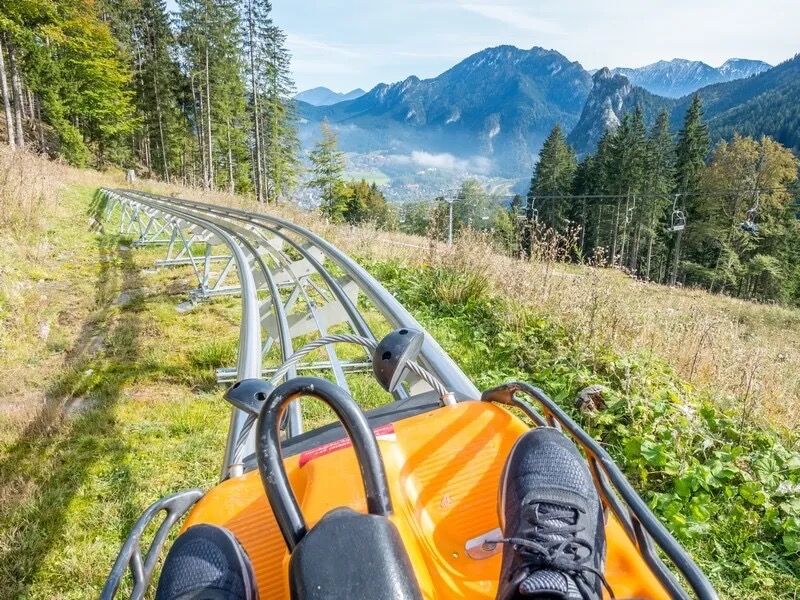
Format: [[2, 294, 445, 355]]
[[495, 427, 609, 600], [155, 524, 258, 600]]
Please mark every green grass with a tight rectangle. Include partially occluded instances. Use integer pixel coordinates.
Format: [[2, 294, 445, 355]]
[[363, 256, 800, 600], [0, 187, 236, 598], [0, 185, 397, 599], [3, 184, 798, 599]]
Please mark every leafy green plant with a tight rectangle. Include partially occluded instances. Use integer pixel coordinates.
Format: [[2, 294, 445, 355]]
[[365, 256, 800, 599]]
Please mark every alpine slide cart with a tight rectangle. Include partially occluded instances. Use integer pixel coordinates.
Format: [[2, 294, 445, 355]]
[[97, 189, 718, 600]]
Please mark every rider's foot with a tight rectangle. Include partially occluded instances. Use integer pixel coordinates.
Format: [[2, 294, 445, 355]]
[[496, 427, 608, 600], [156, 524, 258, 600]]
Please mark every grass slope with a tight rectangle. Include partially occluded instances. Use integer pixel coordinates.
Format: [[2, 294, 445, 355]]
[[1, 174, 798, 598], [362, 253, 800, 599], [0, 186, 234, 598]]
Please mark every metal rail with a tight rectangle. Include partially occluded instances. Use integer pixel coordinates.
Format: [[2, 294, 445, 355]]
[[128, 190, 478, 400], [99, 188, 717, 600], [99, 188, 477, 480]]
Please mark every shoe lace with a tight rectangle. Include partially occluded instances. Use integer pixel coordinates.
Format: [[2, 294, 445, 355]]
[[495, 501, 615, 600]]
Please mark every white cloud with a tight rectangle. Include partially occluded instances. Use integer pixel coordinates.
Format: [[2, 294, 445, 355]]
[[455, 2, 563, 35], [278, 0, 799, 92], [286, 33, 361, 58], [389, 151, 492, 173]]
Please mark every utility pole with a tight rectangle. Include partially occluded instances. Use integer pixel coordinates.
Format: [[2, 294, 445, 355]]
[[523, 193, 536, 259], [447, 195, 454, 245]]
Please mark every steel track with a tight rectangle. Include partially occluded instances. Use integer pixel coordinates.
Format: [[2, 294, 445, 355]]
[[99, 188, 477, 479], [98, 188, 718, 600]]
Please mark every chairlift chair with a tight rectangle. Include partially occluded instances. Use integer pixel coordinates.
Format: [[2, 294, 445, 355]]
[[668, 209, 686, 232], [740, 204, 759, 235], [667, 194, 686, 233]]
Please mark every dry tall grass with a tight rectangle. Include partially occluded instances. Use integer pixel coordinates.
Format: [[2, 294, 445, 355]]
[[336, 228, 800, 432], [127, 179, 800, 431], [0, 150, 59, 234], [1, 150, 797, 433]]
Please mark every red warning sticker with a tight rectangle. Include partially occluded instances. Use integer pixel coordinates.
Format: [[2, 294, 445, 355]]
[[298, 423, 396, 467]]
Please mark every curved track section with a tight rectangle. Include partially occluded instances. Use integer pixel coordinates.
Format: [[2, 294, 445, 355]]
[[98, 188, 718, 600], [99, 188, 478, 479]]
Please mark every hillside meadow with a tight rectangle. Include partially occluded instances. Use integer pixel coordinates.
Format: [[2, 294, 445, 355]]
[[0, 149, 798, 597]]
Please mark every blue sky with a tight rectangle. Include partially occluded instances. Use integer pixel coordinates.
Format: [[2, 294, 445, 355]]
[[170, 1, 800, 93], [273, 0, 800, 92]]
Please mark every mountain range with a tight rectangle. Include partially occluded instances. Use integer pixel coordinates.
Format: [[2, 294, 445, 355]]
[[569, 55, 800, 155], [610, 58, 771, 98], [298, 46, 591, 177], [296, 46, 799, 189], [295, 87, 366, 106]]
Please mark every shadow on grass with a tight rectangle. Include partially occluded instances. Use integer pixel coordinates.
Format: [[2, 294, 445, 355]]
[[0, 231, 143, 597]]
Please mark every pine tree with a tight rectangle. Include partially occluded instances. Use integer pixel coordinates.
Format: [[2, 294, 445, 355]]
[[643, 110, 675, 279], [178, 0, 213, 188], [135, 0, 188, 182], [528, 124, 577, 231], [608, 107, 648, 195], [570, 158, 594, 254], [260, 22, 298, 202], [309, 122, 346, 221], [675, 94, 709, 197], [242, 0, 268, 201], [178, 0, 249, 192], [672, 94, 709, 283], [604, 107, 648, 265], [239, 0, 297, 202]]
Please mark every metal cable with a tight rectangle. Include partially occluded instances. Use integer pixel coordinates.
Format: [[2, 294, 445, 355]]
[[269, 334, 377, 384], [269, 333, 450, 397], [236, 414, 257, 450], [406, 361, 450, 398]]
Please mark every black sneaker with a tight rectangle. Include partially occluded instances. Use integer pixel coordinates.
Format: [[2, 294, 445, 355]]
[[496, 427, 609, 600], [156, 524, 258, 600]]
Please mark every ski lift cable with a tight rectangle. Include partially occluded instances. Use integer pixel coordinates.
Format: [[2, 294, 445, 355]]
[[497, 185, 795, 203]]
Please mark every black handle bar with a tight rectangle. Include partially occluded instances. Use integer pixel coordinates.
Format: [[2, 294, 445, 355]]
[[256, 377, 393, 551]]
